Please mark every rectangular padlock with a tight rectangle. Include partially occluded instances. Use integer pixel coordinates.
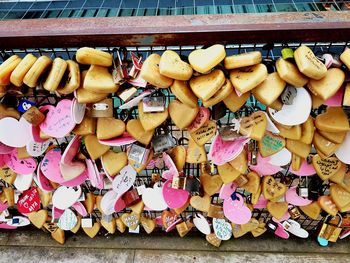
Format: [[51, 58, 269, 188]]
[[128, 144, 150, 164], [143, 96, 165, 113], [91, 98, 113, 118], [152, 133, 176, 155]]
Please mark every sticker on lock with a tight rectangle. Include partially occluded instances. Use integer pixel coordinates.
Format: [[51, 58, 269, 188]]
[[91, 98, 113, 118]]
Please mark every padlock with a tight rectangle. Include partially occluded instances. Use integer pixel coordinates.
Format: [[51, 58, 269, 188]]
[[318, 213, 343, 244], [297, 176, 309, 198], [185, 175, 201, 196], [207, 204, 225, 219], [142, 96, 165, 113], [152, 126, 176, 155], [128, 52, 143, 79], [123, 188, 141, 207], [112, 48, 129, 85], [234, 174, 249, 187], [91, 98, 113, 118], [128, 143, 150, 164], [151, 170, 161, 185], [288, 206, 302, 220], [171, 176, 187, 190], [248, 140, 258, 165], [218, 122, 244, 141]]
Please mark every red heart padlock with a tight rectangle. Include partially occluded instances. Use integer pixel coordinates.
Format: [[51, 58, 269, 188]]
[[17, 187, 40, 214]]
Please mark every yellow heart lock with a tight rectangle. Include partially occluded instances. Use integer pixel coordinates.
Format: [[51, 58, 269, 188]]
[[286, 139, 311, 159], [241, 172, 260, 194], [138, 101, 168, 131], [239, 111, 267, 141], [312, 154, 341, 181], [217, 162, 241, 184], [189, 69, 225, 101], [200, 173, 223, 197], [116, 217, 126, 233], [315, 107, 350, 133], [76, 87, 108, 104], [28, 209, 48, 229], [126, 119, 154, 145], [84, 134, 110, 160], [23, 56, 52, 88], [83, 65, 118, 93], [121, 212, 140, 230], [101, 217, 116, 234], [159, 50, 193, 80], [38, 189, 52, 209], [318, 130, 346, 144], [300, 117, 315, 144], [291, 153, 303, 171], [262, 175, 287, 200], [73, 116, 96, 136], [275, 57, 309, 87], [10, 53, 37, 87], [189, 120, 217, 146], [84, 192, 96, 214], [294, 45, 327, 80], [43, 58, 67, 92], [140, 216, 156, 234], [130, 201, 145, 215], [76, 47, 112, 67], [251, 220, 267, 237], [229, 63, 268, 94], [202, 79, 233, 107], [313, 132, 341, 158], [308, 68, 345, 100], [0, 166, 16, 185], [229, 149, 248, 174], [206, 233, 222, 247], [188, 44, 226, 73], [71, 216, 81, 234], [223, 90, 250, 113], [190, 194, 211, 213], [96, 117, 125, 140], [266, 201, 288, 220], [318, 196, 338, 216], [140, 53, 173, 88], [170, 80, 198, 108], [174, 199, 190, 215], [169, 100, 199, 130], [169, 145, 186, 172], [330, 184, 350, 209], [300, 202, 321, 220], [329, 162, 346, 184], [57, 60, 80, 95], [258, 132, 285, 157], [186, 137, 207, 164], [83, 221, 101, 238], [340, 171, 350, 193], [224, 51, 262, 69], [101, 151, 128, 177], [51, 228, 65, 245], [253, 72, 286, 106], [275, 123, 302, 140]]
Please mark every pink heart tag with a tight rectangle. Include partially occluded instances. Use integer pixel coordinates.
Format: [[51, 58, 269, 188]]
[[52, 207, 64, 220], [0, 142, 14, 154], [223, 193, 252, 224], [72, 202, 88, 217], [35, 163, 55, 192], [86, 159, 104, 189], [249, 153, 282, 176], [219, 182, 237, 200], [165, 218, 182, 233], [253, 194, 268, 209], [99, 132, 136, 147], [209, 134, 249, 165], [39, 99, 76, 138], [325, 87, 343, 106], [31, 124, 46, 143], [0, 154, 5, 167], [187, 107, 210, 133], [61, 135, 80, 165], [114, 197, 126, 213], [0, 200, 8, 212], [60, 169, 87, 187], [273, 221, 290, 239], [285, 187, 312, 206], [0, 223, 17, 229], [17, 187, 40, 214], [4, 149, 37, 174], [290, 160, 316, 176], [162, 152, 179, 180], [162, 180, 189, 209]]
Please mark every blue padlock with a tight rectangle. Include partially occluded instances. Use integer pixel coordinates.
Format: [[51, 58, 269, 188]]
[[17, 99, 35, 113]]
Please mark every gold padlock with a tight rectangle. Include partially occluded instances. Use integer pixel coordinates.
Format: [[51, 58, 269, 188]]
[[318, 213, 343, 242], [288, 206, 301, 220]]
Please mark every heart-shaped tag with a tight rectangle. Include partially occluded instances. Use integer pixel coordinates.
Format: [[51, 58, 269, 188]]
[[28, 209, 48, 229], [239, 111, 267, 141], [209, 134, 249, 165], [217, 163, 241, 184], [223, 193, 252, 224], [213, 218, 232, 241], [96, 117, 125, 140], [57, 208, 77, 231], [100, 190, 118, 215], [330, 184, 350, 209], [253, 72, 286, 106], [112, 165, 136, 197], [0, 166, 17, 185], [266, 201, 288, 220], [159, 50, 193, 80], [126, 119, 154, 146], [14, 173, 33, 192], [262, 175, 287, 200], [6, 216, 30, 227], [169, 100, 199, 130], [189, 120, 217, 146], [206, 233, 222, 247], [190, 194, 211, 213], [290, 159, 316, 176], [268, 148, 292, 167], [241, 172, 260, 194], [162, 180, 189, 209], [72, 201, 88, 217], [84, 135, 110, 160], [121, 212, 140, 230], [282, 219, 309, 238], [39, 100, 76, 138], [186, 137, 207, 164], [0, 117, 31, 147], [83, 65, 117, 93], [99, 132, 136, 147], [142, 184, 168, 211], [71, 98, 85, 124], [86, 159, 103, 189], [193, 214, 211, 235], [312, 154, 341, 180], [268, 87, 311, 126], [52, 186, 82, 210], [4, 150, 37, 174], [315, 107, 349, 133], [189, 69, 225, 101], [26, 139, 50, 157], [258, 132, 285, 157], [219, 182, 237, 200], [188, 44, 225, 73], [276, 58, 309, 87], [162, 152, 179, 180], [299, 202, 321, 220], [201, 173, 223, 197], [140, 54, 173, 88], [82, 221, 101, 238], [101, 151, 128, 177], [285, 187, 312, 206], [168, 145, 186, 172], [161, 210, 178, 229], [249, 153, 282, 176], [140, 216, 156, 234], [170, 80, 198, 108], [318, 195, 338, 216], [119, 90, 153, 110], [138, 102, 168, 131], [17, 187, 40, 214], [187, 107, 210, 133]]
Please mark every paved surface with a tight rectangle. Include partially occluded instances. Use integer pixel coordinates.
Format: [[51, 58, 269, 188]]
[[0, 230, 349, 262]]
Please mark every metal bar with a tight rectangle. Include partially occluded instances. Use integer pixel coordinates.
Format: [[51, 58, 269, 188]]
[[0, 11, 349, 48]]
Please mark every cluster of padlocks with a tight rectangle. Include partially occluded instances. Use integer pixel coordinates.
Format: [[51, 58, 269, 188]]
[[0, 43, 349, 247]]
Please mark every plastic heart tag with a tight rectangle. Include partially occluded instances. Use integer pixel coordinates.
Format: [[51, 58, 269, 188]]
[[213, 218, 232, 241], [35, 163, 55, 192], [162, 180, 189, 209], [86, 159, 104, 189], [187, 107, 210, 133], [14, 173, 34, 192], [112, 165, 137, 198], [71, 202, 88, 217], [17, 187, 40, 214], [193, 213, 211, 235], [219, 182, 237, 200], [100, 190, 118, 215], [209, 134, 249, 165], [114, 196, 126, 212], [285, 187, 312, 206], [268, 148, 292, 167], [162, 152, 179, 180], [99, 132, 136, 147], [57, 208, 78, 231], [0, 142, 14, 154], [282, 219, 309, 238], [26, 139, 51, 157], [223, 193, 252, 224], [39, 99, 76, 138], [142, 184, 168, 211], [249, 153, 282, 176], [52, 186, 82, 210], [4, 150, 37, 174], [0, 117, 31, 147], [61, 135, 80, 165], [71, 98, 86, 124]]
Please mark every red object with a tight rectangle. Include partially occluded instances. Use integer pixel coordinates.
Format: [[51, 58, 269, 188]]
[[17, 187, 40, 214]]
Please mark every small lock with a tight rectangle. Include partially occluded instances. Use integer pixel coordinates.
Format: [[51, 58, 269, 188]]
[[218, 123, 242, 141], [266, 219, 278, 233], [91, 98, 113, 118], [112, 48, 129, 85], [234, 174, 249, 187], [128, 52, 143, 79], [152, 133, 176, 155], [17, 99, 35, 113], [128, 143, 150, 164], [81, 217, 94, 228], [297, 176, 309, 198], [185, 176, 201, 195], [22, 106, 45, 126], [288, 206, 301, 220], [176, 221, 189, 237], [142, 96, 165, 113], [151, 172, 161, 184], [207, 204, 225, 219], [318, 213, 343, 243], [123, 188, 141, 207], [117, 87, 138, 102], [248, 140, 258, 165], [212, 102, 227, 120], [280, 85, 297, 105], [171, 176, 187, 190]]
